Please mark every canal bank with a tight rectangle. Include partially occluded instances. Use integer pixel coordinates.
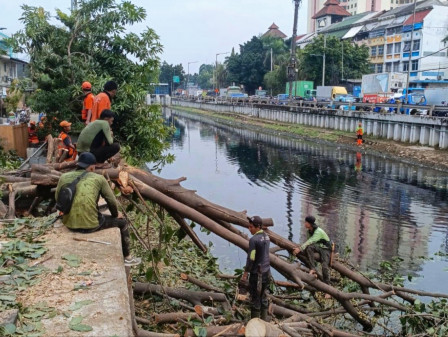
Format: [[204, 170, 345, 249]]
[[170, 102, 448, 172]]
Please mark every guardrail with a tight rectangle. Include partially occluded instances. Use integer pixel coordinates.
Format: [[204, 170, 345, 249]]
[[172, 96, 448, 117]]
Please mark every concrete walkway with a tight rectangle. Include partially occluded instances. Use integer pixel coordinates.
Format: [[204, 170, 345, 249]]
[[19, 221, 133, 337]]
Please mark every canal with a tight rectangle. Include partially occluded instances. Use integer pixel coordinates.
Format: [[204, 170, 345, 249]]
[[157, 107, 448, 294]]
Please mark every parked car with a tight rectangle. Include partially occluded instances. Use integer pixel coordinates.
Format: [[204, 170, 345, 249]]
[[334, 94, 356, 103]]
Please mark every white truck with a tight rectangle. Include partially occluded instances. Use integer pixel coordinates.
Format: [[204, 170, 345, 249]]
[[361, 72, 407, 103], [424, 87, 448, 105]]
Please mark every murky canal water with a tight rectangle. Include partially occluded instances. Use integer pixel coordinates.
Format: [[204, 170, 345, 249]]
[[156, 108, 448, 293]]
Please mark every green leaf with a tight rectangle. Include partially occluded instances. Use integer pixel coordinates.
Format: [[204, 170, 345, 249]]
[[70, 324, 93, 332], [204, 316, 213, 324], [4, 323, 16, 335], [69, 316, 83, 326], [62, 254, 82, 267], [69, 300, 94, 311]]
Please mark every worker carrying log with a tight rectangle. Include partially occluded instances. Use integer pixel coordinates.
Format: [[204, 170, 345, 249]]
[[293, 216, 333, 290], [55, 152, 141, 266], [57, 121, 77, 162], [242, 216, 271, 321], [76, 109, 120, 163]]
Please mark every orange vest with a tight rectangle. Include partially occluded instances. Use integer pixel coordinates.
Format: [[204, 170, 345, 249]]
[[82, 92, 94, 120], [91, 92, 111, 122], [57, 132, 77, 161]]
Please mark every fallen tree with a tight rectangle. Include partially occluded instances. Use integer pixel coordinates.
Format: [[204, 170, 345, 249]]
[[3, 161, 448, 335]]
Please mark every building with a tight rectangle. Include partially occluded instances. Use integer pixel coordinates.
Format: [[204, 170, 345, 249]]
[[312, 0, 351, 32], [0, 32, 29, 97], [262, 23, 287, 39], [301, 0, 448, 84], [308, 0, 407, 32]]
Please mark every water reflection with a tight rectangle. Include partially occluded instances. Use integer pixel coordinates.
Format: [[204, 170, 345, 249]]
[[160, 108, 448, 292]]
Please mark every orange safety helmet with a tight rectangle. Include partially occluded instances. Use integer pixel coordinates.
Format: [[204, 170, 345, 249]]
[[82, 81, 92, 90], [60, 120, 72, 127]]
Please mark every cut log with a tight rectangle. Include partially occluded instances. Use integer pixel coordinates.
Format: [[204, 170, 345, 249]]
[[134, 283, 230, 310], [168, 212, 207, 253], [7, 184, 16, 219], [194, 305, 220, 316], [181, 273, 223, 293], [184, 323, 244, 337], [153, 312, 199, 324], [0, 176, 31, 183], [46, 135, 54, 164], [245, 318, 288, 337], [137, 330, 180, 337]]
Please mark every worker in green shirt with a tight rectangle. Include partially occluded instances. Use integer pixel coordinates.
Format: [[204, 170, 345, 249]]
[[77, 109, 120, 163], [55, 152, 140, 266], [293, 216, 332, 285]]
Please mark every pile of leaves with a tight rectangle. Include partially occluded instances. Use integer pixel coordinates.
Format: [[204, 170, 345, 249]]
[[0, 215, 58, 336], [0, 145, 21, 172]]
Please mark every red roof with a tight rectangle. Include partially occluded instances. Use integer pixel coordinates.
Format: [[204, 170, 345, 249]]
[[312, 0, 351, 19], [262, 22, 287, 39], [403, 9, 431, 26]]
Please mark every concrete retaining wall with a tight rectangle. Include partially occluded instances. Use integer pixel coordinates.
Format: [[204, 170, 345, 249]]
[[172, 100, 448, 149]]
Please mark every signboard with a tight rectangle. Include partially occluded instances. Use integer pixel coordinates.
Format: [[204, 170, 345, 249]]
[[173, 76, 180, 83]]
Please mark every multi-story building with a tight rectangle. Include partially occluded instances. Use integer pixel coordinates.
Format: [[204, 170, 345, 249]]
[[308, 0, 404, 32], [300, 0, 448, 84], [0, 32, 28, 100]]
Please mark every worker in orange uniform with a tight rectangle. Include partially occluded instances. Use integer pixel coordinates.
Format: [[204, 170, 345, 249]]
[[356, 122, 363, 145], [58, 121, 77, 162], [81, 81, 95, 125], [28, 121, 39, 146], [90, 81, 118, 123]]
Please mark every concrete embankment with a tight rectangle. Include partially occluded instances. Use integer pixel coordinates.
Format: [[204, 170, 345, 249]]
[[16, 223, 133, 337], [172, 99, 448, 149]]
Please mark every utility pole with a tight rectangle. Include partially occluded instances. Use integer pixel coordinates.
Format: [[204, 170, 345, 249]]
[[187, 61, 198, 97], [322, 34, 326, 86], [215, 52, 229, 95], [288, 0, 301, 105], [341, 40, 344, 82], [405, 0, 417, 104], [71, 0, 78, 11]]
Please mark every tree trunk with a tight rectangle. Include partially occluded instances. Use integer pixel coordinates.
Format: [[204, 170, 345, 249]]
[[153, 312, 199, 324], [245, 318, 288, 337], [184, 324, 244, 337], [46, 135, 54, 164], [180, 273, 224, 293], [168, 212, 207, 253], [134, 283, 230, 309]]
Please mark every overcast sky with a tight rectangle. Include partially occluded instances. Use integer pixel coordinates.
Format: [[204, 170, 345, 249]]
[[1, 0, 309, 74]]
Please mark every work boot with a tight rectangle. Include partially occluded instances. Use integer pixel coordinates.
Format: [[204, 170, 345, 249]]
[[250, 309, 260, 319], [260, 308, 269, 322]]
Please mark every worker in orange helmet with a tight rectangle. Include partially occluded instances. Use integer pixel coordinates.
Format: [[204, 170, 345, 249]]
[[58, 121, 77, 162], [356, 122, 363, 146], [28, 121, 39, 146], [81, 81, 95, 125]]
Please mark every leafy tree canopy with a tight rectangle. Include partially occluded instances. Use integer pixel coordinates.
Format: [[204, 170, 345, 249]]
[[226, 36, 269, 94], [298, 35, 370, 86], [9, 0, 173, 167], [159, 62, 185, 93]]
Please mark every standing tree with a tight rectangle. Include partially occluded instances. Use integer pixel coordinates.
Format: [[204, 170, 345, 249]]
[[159, 62, 185, 94], [197, 64, 214, 89], [299, 35, 370, 85], [9, 0, 173, 167]]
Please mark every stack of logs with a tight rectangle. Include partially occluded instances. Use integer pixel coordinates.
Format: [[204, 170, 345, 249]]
[[2, 158, 448, 337]]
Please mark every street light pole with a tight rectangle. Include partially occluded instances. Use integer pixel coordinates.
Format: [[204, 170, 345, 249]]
[[288, 0, 301, 104], [187, 61, 198, 97], [405, 0, 417, 104], [322, 34, 326, 86], [215, 52, 229, 94]]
